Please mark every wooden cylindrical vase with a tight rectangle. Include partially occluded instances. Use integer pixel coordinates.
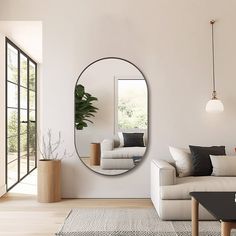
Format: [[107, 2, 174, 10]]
[[90, 143, 101, 166], [37, 159, 61, 203]]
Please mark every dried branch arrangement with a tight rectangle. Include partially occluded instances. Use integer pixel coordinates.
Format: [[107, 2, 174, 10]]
[[39, 129, 73, 160]]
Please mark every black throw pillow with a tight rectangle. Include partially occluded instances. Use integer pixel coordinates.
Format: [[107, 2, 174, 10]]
[[123, 133, 145, 147], [189, 145, 226, 176]]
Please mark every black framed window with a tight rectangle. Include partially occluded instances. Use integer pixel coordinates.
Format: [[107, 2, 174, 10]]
[[6, 38, 37, 191]]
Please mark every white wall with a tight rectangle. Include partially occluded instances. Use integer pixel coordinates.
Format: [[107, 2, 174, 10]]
[[0, 33, 6, 196], [1, 0, 236, 198], [0, 21, 42, 63]]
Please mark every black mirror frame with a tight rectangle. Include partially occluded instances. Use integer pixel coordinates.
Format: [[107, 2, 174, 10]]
[[74, 57, 149, 176]]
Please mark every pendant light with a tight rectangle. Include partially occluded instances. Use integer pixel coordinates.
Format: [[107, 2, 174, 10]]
[[205, 20, 224, 113]]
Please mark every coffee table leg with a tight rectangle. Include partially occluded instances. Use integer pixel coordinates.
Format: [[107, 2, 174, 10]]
[[221, 222, 231, 236], [192, 197, 199, 236]]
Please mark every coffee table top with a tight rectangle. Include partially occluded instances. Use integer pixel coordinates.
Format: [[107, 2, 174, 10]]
[[190, 192, 236, 222]]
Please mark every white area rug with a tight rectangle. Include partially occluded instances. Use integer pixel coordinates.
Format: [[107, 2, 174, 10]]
[[56, 208, 236, 236]]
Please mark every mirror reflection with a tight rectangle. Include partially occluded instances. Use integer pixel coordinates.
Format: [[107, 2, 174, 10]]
[[75, 58, 148, 175]]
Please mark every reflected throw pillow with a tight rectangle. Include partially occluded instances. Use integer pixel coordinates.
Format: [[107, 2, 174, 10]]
[[123, 133, 145, 147], [118, 132, 124, 147]]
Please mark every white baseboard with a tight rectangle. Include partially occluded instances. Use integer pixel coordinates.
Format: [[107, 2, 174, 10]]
[[0, 184, 6, 197]]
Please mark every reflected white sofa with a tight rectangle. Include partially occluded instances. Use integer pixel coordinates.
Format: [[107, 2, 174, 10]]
[[101, 139, 146, 169], [151, 159, 236, 220]]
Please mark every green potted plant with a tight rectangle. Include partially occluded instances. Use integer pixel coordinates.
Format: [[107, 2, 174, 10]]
[[75, 84, 98, 130], [38, 130, 72, 203]]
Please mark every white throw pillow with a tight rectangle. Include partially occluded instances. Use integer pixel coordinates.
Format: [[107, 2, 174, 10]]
[[118, 132, 124, 147], [169, 146, 193, 177], [210, 155, 236, 176]]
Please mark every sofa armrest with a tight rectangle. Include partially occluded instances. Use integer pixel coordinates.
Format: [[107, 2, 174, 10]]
[[151, 159, 176, 219], [151, 159, 176, 186], [101, 139, 114, 152]]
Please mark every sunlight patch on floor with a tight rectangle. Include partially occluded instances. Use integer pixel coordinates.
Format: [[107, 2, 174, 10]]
[[9, 169, 37, 195]]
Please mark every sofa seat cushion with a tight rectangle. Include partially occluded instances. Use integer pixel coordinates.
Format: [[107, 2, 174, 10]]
[[102, 147, 146, 159], [161, 176, 236, 200]]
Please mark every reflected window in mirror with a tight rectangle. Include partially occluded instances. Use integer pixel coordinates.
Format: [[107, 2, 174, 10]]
[[116, 78, 147, 131]]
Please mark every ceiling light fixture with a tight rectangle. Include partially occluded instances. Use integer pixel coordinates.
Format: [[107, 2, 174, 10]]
[[205, 20, 224, 113]]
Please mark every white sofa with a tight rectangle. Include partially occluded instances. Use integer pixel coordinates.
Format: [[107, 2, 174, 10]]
[[101, 139, 146, 169], [151, 159, 236, 220]]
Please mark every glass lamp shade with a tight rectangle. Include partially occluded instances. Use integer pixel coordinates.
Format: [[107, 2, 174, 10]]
[[205, 99, 224, 113]]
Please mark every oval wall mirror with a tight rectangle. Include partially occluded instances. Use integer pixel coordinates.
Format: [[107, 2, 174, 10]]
[[75, 57, 148, 175]]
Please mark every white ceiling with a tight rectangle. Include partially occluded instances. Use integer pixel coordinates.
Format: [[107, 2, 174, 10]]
[[0, 21, 42, 63]]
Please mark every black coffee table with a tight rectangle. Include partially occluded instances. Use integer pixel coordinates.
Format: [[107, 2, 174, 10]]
[[190, 192, 236, 236]]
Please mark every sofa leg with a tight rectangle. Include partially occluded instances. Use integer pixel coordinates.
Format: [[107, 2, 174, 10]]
[[191, 197, 199, 236]]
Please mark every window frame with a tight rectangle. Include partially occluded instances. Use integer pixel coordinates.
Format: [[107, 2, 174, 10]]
[[5, 38, 37, 191]]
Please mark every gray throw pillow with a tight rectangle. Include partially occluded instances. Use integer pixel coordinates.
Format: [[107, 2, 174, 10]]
[[210, 155, 236, 176]]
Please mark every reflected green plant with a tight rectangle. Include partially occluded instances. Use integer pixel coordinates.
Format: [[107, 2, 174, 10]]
[[74, 84, 98, 130]]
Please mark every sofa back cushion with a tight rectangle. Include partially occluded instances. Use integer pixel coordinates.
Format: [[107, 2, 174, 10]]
[[210, 155, 236, 176], [189, 145, 226, 176]]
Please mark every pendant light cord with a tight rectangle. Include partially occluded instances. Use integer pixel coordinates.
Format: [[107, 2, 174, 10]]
[[211, 20, 216, 98]]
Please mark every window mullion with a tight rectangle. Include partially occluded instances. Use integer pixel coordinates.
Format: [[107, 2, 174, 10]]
[[27, 58, 30, 173], [35, 63, 37, 168], [5, 39, 8, 189], [17, 49, 20, 182]]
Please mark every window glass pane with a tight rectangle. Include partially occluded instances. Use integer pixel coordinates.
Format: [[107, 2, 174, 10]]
[[20, 87, 27, 109], [29, 123, 35, 153], [117, 80, 147, 130], [20, 110, 28, 134], [7, 136, 18, 188], [7, 108, 18, 137], [20, 134, 27, 156], [29, 130, 36, 170], [29, 91, 35, 110], [29, 111, 35, 122], [20, 54, 27, 87], [7, 160, 18, 189], [29, 153, 36, 171], [7, 44, 18, 83], [7, 135, 18, 160], [29, 113, 36, 170], [29, 61, 36, 90], [20, 155, 27, 178], [7, 82, 18, 108]]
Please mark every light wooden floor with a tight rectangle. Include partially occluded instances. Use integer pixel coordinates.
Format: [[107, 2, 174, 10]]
[[0, 193, 153, 236]]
